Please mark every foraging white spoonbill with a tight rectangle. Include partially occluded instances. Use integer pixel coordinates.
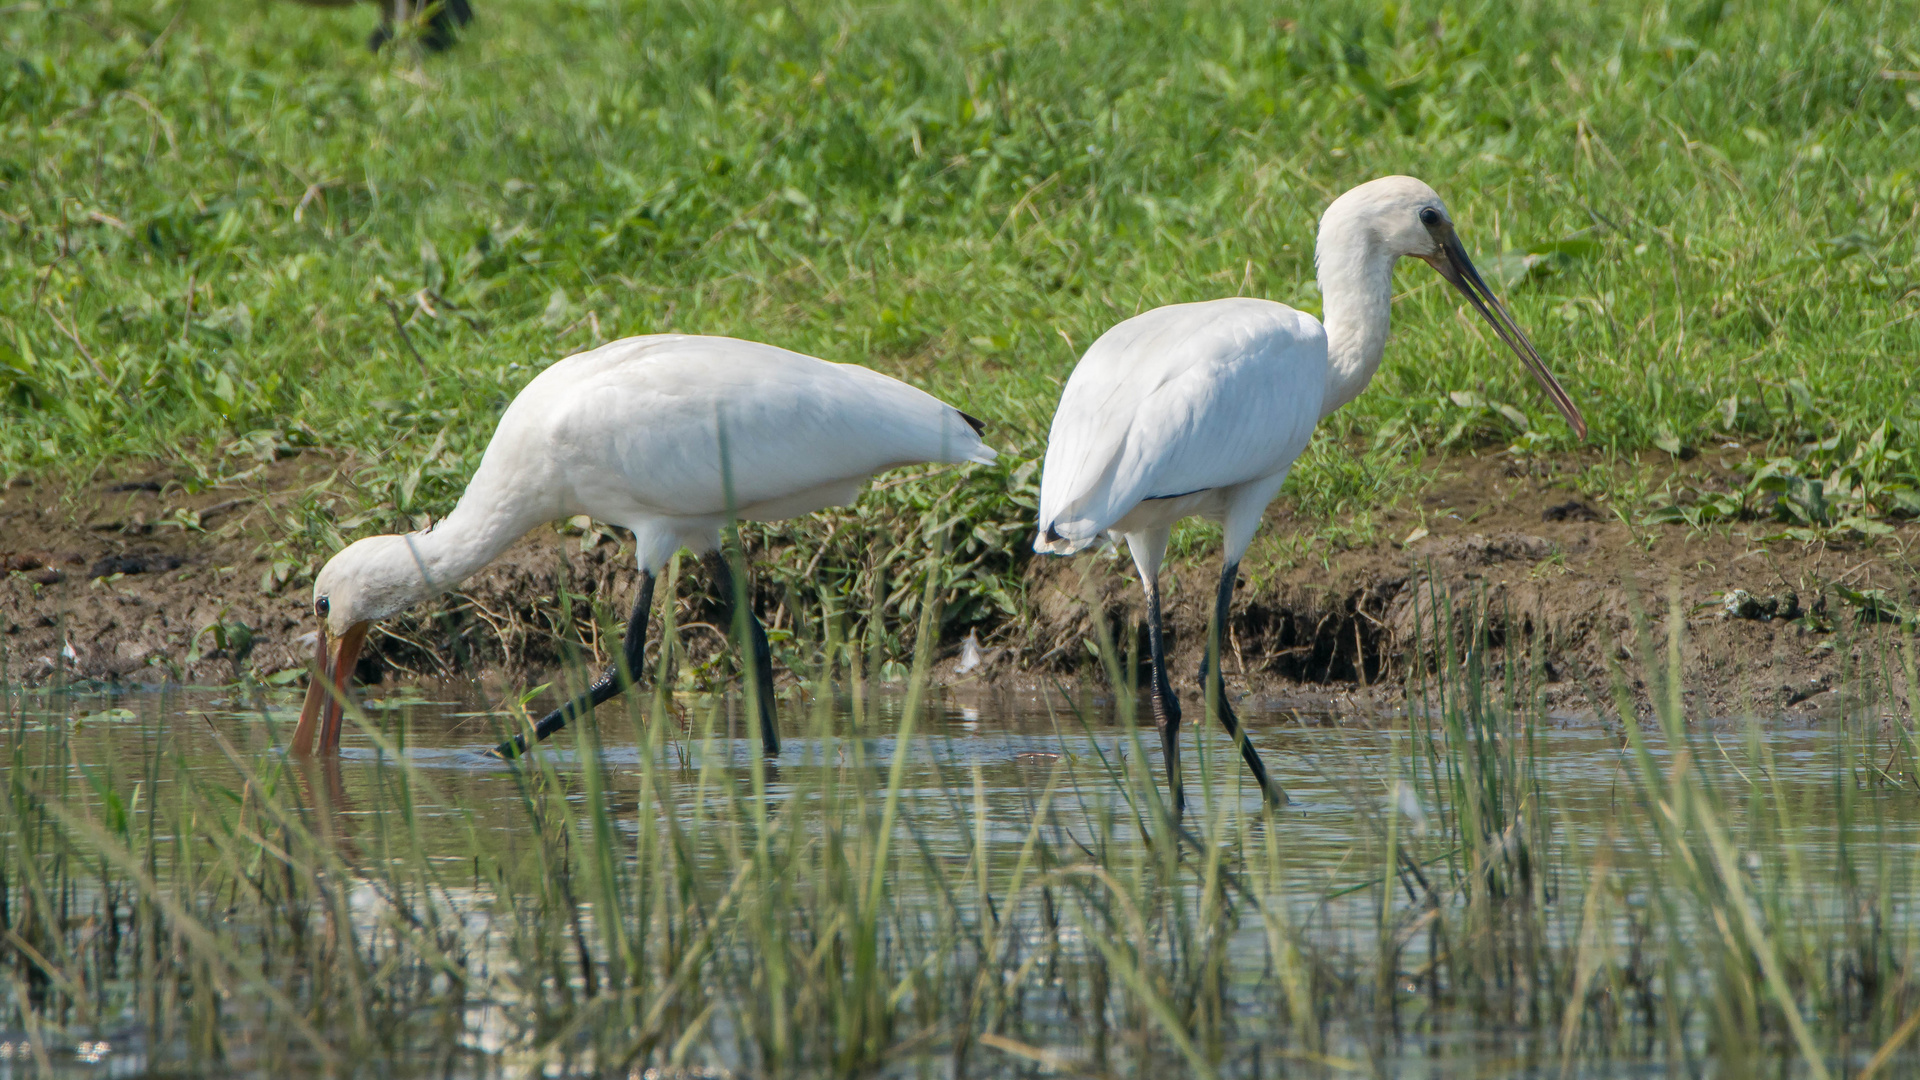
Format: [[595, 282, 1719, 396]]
[[1033, 176, 1586, 812], [292, 334, 996, 757]]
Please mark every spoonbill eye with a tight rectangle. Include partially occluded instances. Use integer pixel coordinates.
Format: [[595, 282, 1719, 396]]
[[1418, 207, 1442, 227], [316, 597, 330, 619]]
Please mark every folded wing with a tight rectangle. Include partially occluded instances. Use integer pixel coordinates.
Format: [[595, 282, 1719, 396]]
[[1036, 299, 1326, 552], [488, 335, 996, 522]]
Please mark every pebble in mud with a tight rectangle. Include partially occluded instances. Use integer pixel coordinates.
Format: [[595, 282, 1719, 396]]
[[1541, 499, 1600, 522], [1721, 588, 1802, 622], [1, 551, 70, 585], [87, 554, 183, 579]]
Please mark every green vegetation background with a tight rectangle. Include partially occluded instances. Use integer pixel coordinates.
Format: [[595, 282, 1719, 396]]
[[4, 0, 1918, 623]]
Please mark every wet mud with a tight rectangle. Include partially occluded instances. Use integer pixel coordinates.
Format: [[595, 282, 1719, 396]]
[[4, 451, 1916, 720]]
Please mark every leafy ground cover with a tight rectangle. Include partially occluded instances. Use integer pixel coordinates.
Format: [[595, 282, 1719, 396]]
[[3, 0, 1919, 636]]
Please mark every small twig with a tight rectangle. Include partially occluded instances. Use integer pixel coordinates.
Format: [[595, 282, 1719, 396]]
[[799, 517, 841, 581], [195, 497, 251, 523], [46, 306, 129, 403], [140, 4, 183, 62], [115, 91, 177, 157], [294, 179, 342, 224], [381, 296, 432, 381], [178, 270, 195, 342]]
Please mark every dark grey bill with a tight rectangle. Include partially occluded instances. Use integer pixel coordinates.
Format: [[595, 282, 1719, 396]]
[[1424, 225, 1588, 441]]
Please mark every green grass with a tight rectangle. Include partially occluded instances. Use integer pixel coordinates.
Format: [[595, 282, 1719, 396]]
[[4, 0, 1920, 618]]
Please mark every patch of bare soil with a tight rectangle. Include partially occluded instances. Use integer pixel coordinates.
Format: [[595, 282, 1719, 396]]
[[1019, 453, 1920, 721], [4, 452, 1916, 720]]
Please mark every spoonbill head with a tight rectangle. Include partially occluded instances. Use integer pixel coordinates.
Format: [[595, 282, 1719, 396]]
[[1313, 175, 1584, 435], [294, 533, 441, 755]]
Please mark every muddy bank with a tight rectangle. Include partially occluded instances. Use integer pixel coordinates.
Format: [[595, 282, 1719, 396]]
[[1026, 455, 1920, 720], [4, 452, 1916, 719]]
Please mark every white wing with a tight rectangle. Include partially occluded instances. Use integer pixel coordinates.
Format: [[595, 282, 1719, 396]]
[[1036, 299, 1326, 550], [467, 335, 994, 527]]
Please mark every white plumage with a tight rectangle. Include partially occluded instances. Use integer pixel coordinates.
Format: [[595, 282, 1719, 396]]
[[455, 334, 994, 574], [1034, 176, 1585, 814], [294, 333, 995, 756], [1036, 298, 1325, 563]]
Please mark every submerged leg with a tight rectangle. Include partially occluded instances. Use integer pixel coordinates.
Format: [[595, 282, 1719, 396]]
[[1145, 576, 1185, 818], [491, 570, 655, 758], [706, 551, 781, 756], [1199, 561, 1288, 807]]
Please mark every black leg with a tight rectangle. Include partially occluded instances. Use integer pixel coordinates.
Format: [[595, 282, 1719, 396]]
[[369, 0, 472, 53], [1200, 561, 1288, 807], [1145, 578, 1184, 818], [491, 571, 654, 758], [421, 0, 472, 51], [706, 552, 781, 757]]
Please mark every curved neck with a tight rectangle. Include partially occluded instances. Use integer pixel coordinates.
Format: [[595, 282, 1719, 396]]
[[326, 448, 559, 629], [372, 472, 543, 614], [394, 498, 528, 597], [1315, 213, 1400, 419]]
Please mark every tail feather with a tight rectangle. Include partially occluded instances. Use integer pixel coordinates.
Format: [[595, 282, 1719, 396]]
[[1032, 521, 1089, 556], [944, 407, 996, 466]]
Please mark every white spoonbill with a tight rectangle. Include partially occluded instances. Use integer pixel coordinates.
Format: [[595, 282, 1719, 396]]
[[291, 333, 996, 757], [1034, 176, 1586, 812]]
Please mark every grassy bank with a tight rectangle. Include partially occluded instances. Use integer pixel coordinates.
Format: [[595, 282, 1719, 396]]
[[3, 0, 1919, 637]]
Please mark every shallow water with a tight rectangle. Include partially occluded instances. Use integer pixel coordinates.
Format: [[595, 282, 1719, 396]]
[[6, 679, 1920, 1078]]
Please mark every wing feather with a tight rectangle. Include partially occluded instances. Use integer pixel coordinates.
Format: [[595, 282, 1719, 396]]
[[1036, 299, 1327, 550], [491, 335, 994, 520]]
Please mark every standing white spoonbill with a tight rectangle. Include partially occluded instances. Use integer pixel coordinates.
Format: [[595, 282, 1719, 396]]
[[291, 334, 996, 757], [1034, 176, 1585, 813]]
